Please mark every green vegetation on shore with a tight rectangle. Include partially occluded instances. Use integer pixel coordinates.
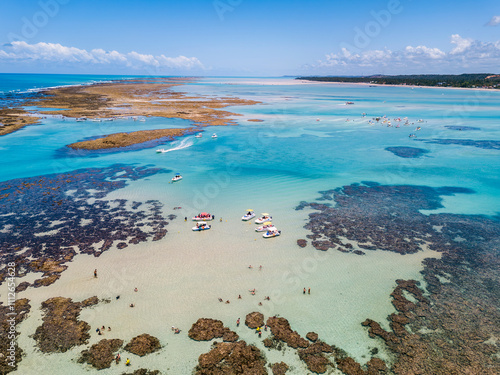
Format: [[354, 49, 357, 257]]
[[297, 74, 500, 89]]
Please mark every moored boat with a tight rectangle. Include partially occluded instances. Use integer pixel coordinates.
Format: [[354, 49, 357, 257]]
[[192, 221, 211, 231], [255, 222, 274, 232], [242, 209, 255, 221], [255, 213, 272, 224], [263, 228, 281, 238], [172, 173, 182, 182], [192, 212, 213, 221], [212, 133, 217, 139], [195, 133, 202, 138]]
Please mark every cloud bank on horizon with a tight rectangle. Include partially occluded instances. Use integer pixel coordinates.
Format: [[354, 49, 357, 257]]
[[0, 41, 205, 72], [306, 34, 500, 75]]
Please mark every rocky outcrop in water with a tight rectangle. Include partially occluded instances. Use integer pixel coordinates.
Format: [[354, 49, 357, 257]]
[[195, 340, 267, 375], [188, 318, 239, 342], [266, 316, 309, 349], [297, 239, 307, 247], [34, 296, 98, 353], [124, 334, 161, 356], [298, 341, 333, 373], [306, 332, 318, 342], [78, 338, 123, 369], [121, 370, 161, 375], [245, 312, 264, 329], [270, 362, 289, 374]]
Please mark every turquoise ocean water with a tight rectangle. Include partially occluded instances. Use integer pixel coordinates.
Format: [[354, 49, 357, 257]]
[[1, 75, 500, 374], [2, 75, 500, 215]]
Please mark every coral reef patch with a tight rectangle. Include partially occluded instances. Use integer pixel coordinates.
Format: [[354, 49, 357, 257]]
[[385, 146, 429, 158], [34, 296, 98, 353], [0, 164, 171, 288], [298, 182, 500, 373], [417, 138, 500, 150]]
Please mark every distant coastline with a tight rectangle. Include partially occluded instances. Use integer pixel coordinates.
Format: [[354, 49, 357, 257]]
[[296, 74, 500, 90]]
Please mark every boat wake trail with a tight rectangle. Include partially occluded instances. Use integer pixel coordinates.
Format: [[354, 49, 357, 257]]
[[161, 137, 194, 153]]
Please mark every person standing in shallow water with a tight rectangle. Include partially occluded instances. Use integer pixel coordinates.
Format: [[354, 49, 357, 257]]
[[303, 288, 306, 294], [94, 269, 97, 278]]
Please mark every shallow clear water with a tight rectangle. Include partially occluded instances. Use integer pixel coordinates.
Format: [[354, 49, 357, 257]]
[[2, 75, 500, 374]]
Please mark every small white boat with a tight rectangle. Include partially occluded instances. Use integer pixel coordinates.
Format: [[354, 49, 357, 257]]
[[192, 213, 213, 221], [212, 133, 218, 139], [255, 213, 272, 224], [195, 133, 202, 138], [139, 118, 146, 122], [263, 228, 281, 238], [242, 210, 255, 221], [156, 148, 165, 153], [172, 174, 182, 182], [192, 222, 211, 231], [76, 118, 87, 122], [255, 222, 275, 232], [91, 118, 101, 122]]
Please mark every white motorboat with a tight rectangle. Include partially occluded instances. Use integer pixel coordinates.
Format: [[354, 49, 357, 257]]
[[263, 228, 281, 238], [139, 118, 146, 122], [242, 209, 255, 221], [192, 222, 211, 231], [255, 213, 272, 224], [192, 212, 214, 221], [91, 118, 101, 122], [255, 222, 275, 232], [156, 148, 165, 153], [195, 133, 202, 138], [172, 174, 182, 182], [212, 133, 218, 139]]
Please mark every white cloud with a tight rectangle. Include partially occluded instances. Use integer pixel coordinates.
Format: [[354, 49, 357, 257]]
[[0, 41, 204, 71], [486, 15, 500, 26], [309, 35, 500, 74], [405, 45, 445, 59], [450, 34, 473, 55]]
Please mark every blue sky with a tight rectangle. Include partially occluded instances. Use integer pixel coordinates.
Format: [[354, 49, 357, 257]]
[[0, 0, 499, 75]]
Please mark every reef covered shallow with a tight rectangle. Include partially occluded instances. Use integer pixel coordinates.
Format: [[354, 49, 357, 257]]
[[0, 164, 173, 289], [296, 181, 500, 374], [385, 146, 429, 158], [417, 138, 500, 150]]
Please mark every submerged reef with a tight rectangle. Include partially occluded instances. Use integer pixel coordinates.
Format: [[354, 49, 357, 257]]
[[0, 165, 172, 288], [385, 146, 429, 158], [417, 138, 500, 150], [297, 182, 478, 255], [444, 125, 480, 131], [298, 182, 500, 374]]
